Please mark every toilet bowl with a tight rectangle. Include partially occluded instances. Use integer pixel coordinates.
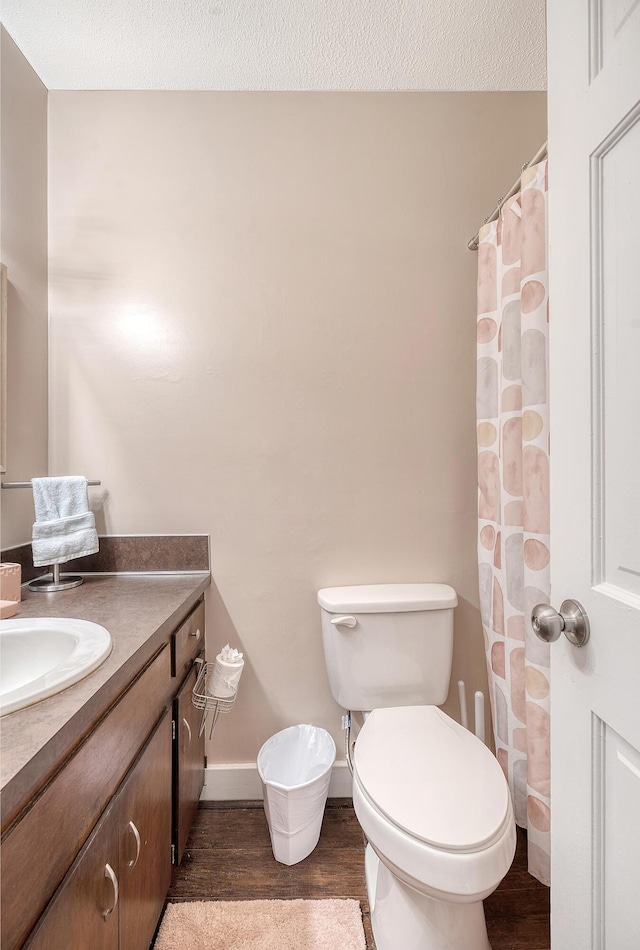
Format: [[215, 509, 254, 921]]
[[352, 705, 516, 950]]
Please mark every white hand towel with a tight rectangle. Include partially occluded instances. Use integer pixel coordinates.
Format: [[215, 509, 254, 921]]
[[31, 477, 99, 567]]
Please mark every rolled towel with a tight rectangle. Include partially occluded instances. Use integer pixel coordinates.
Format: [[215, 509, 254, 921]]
[[31, 477, 99, 567]]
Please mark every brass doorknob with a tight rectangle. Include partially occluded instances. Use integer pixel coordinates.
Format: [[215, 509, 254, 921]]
[[531, 599, 590, 647]]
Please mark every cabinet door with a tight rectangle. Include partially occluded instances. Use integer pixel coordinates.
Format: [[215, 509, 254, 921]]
[[174, 658, 205, 863], [118, 709, 173, 950], [24, 803, 120, 950]]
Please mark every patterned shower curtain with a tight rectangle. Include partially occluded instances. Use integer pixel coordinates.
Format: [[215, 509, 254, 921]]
[[476, 160, 550, 886]]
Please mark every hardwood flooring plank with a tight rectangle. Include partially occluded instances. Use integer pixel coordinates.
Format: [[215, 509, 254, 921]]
[[197, 798, 354, 811], [485, 885, 550, 950], [494, 864, 550, 893], [187, 803, 365, 852], [168, 847, 367, 902], [361, 906, 375, 950], [485, 916, 550, 950], [485, 883, 550, 917], [186, 808, 272, 851]]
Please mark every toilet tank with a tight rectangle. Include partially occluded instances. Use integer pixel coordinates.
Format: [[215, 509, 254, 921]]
[[318, 584, 457, 711]]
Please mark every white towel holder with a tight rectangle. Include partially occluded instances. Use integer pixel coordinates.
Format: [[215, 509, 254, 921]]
[[3, 478, 103, 592], [29, 563, 85, 592]]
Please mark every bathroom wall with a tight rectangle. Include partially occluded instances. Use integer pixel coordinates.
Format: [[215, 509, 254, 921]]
[[47, 91, 547, 766], [0, 28, 48, 548]]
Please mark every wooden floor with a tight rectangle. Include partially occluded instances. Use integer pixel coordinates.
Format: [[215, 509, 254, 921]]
[[163, 800, 550, 950]]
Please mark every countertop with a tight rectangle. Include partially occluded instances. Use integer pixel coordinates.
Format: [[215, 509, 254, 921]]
[[0, 572, 210, 831]]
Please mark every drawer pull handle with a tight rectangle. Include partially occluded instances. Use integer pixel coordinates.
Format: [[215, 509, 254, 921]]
[[190, 628, 201, 641], [182, 717, 192, 751], [127, 820, 141, 870], [103, 863, 119, 919]]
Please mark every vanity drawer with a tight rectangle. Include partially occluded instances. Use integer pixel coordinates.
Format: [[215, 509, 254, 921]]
[[172, 599, 205, 679], [1, 643, 171, 950]]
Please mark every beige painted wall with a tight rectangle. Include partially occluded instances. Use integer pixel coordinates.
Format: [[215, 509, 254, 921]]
[[0, 28, 48, 548], [47, 91, 546, 762]]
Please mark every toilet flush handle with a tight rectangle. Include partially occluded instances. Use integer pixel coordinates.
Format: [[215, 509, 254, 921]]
[[331, 615, 357, 628]]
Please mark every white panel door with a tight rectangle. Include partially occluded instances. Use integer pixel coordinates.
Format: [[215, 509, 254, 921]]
[[547, 1, 640, 948]]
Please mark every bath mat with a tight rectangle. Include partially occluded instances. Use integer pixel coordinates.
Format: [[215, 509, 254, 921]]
[[154, 898, 366, 950]]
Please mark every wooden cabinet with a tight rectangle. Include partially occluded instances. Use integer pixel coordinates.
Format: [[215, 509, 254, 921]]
[[2, 595, 207, 950], [174, 658, 205, 863], [25, 712, 171, 950], [1, 645, 172, 950]]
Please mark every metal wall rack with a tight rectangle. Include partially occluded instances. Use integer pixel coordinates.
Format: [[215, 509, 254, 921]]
[[191, 659, 238, 739]]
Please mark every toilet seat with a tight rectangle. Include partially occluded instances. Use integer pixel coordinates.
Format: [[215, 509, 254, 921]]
[[352, 706, 516, 904], [353, 705, 511, 854]]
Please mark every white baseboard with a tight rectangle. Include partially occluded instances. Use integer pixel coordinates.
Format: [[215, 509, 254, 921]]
[[200, 760, 352, 802]]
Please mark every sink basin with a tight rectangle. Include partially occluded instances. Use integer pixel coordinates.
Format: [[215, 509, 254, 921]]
[[0, 618, 112, 716]]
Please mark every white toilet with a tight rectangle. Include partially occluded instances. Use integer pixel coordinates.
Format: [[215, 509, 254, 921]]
[[318, 583, 516, 950]]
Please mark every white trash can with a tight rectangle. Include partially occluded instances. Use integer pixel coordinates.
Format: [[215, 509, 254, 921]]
[[257, 724, 336, 866]]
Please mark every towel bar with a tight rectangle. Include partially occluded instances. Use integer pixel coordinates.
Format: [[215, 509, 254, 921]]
[[2, 480, 101, 489]]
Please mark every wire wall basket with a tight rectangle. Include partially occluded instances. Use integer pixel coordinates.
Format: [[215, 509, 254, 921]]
[[192, 659, 238, 739]]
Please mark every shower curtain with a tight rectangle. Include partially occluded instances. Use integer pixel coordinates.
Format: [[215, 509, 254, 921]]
[[476, 159, 550, 886]]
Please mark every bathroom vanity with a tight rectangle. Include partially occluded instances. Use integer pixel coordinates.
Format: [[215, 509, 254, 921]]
[[0, 572, 210, 950]]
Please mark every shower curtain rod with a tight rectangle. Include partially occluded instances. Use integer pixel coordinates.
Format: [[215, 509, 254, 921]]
[[467, 141, 547, 251]]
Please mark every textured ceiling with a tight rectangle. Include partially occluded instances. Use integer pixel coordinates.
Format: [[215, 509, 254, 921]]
[[1, 0, 546, 91]]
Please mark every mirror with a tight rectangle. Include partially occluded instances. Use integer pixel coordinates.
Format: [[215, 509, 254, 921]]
[[1, 262, 6, 473]]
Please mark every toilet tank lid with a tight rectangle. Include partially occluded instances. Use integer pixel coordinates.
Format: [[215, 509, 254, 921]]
[[317, 583, 457, 613]]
